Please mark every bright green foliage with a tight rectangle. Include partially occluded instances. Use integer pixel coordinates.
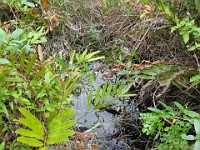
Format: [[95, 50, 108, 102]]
[[16, 107, 76, 149], [171, 18, 200, 51], [0, 28, 46, 54], [0, 24, 104, 147], [87, 79, 136, 110], [189, 72, 200, 89], [140, 101, 200, 149]]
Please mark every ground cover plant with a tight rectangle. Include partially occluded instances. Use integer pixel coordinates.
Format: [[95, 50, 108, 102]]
[[0, 0, 200, 149]]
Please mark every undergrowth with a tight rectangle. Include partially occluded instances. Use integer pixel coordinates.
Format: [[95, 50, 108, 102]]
[[0, 0, 200, 149]]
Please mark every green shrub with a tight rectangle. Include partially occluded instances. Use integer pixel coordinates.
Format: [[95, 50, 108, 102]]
[[140, 101, 200, 150]]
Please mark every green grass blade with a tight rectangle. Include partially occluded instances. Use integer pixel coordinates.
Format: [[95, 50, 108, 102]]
[[100, 82, 107, 103], [94, 86, 101, 106], [26, 54, 36, 76], [106, 83, 112, 101], [87, 88, 93, 110]]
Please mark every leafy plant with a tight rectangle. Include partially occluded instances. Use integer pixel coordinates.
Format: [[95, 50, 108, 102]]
[[140, 101, 200, 149], [87, 79, 136, 110], [16, 107, 76, 149], [171, 18, 200, 51]]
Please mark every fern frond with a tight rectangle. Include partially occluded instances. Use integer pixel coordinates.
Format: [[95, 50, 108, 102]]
[[18, 108, 44, 136]]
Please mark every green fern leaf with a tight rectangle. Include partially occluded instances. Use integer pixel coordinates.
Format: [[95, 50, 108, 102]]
[[94, 87, 101, 106], [17, 136, 43, 147], [18, 108, 44, 136], [117, 80, 125, 95], [16, 129, 43, 140], [100, 82, 108, 103], [48, 108, 75, 129], [79, 49, 88, 60], [118, 82, 134, 96], [47, 130, 74, 144], [48, 120, 77, 134], [112, 79, 119, 97], [106, 83, 112, 101]]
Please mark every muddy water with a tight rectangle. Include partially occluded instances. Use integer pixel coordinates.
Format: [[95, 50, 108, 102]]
[[72, 62, 136, 149], [73, 62, 119, 135]]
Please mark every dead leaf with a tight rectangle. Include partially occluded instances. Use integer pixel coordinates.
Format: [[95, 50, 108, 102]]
[[37, 44, 43, 61]]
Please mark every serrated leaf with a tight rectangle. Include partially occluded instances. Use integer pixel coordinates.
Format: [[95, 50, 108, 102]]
[[16, 129, 43, 140], [17, 136, 43, 147]]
